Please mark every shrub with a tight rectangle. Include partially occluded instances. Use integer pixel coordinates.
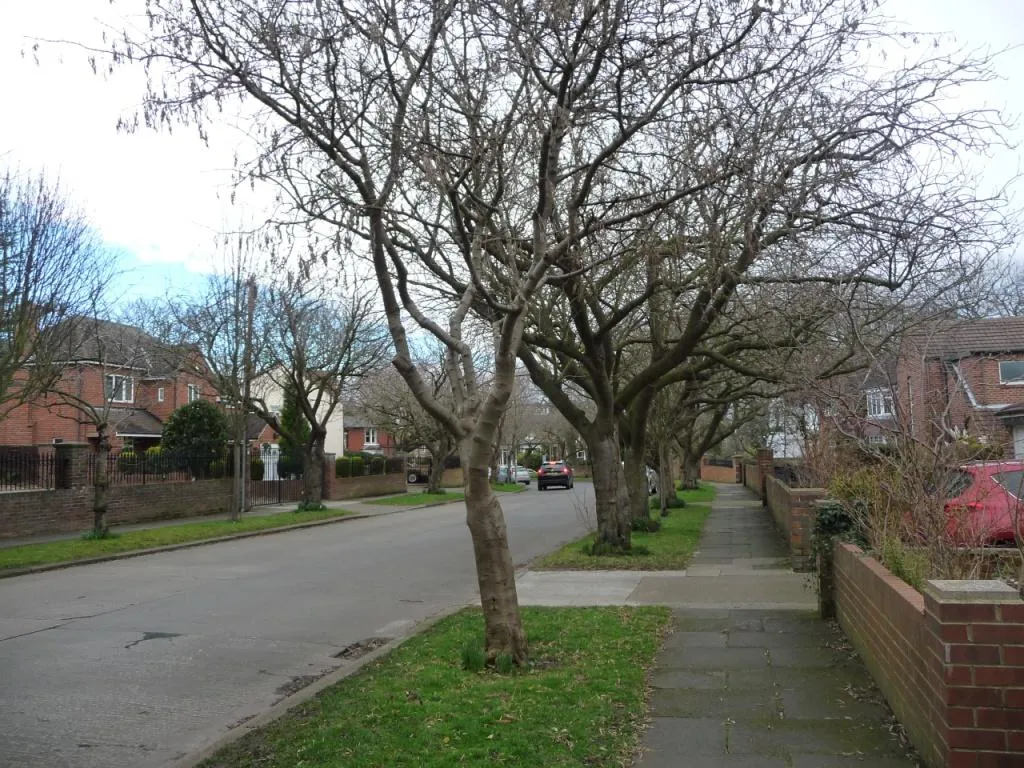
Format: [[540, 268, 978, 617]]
[[208, 459, 226, 478], [161, 400, 229, 457], [336, 456, 351, 478], [278, 453, 304, 478], [251, 457, 265, 481], [349, 456, 364, 476], [116, 451, 138, 473]]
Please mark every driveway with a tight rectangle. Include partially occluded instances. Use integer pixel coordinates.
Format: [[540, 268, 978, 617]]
[[0, 485, 592, 767]]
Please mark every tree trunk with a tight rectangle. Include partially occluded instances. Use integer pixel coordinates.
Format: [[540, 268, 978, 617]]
[[92, 424, 110, 535], [622, 444, 650, 524], [589, 425, 632, 551], [428, 448, 445, 493], [231, 414, 245, 521], [303, 433, 326, 505], [462, 437, 527, 665], [680, 457, 700, 490], [657, 440, 674, 516]]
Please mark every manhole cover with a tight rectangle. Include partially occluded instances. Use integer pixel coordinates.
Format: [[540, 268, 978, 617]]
[[333, 637, 391, 660]]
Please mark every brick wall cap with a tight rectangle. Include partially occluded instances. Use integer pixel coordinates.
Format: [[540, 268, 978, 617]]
[[925, 579, 1020, 604]]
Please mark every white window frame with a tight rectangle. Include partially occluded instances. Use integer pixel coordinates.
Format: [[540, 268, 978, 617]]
[[364, 427, 378, 447], [157, 387, 165, 403], [187, 383, 200, 403], [999, 361, 1024, 385], [866, 388, 894, 418], [867, 434, 887, 445], [106, 375, 134, 404]]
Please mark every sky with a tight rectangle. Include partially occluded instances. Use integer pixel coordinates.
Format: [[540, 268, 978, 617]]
[[1, 0, 1022, 307]]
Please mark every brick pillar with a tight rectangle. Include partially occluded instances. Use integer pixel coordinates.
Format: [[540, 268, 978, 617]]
[[323, 452, 336, 501], [55, 442, 90, 489], [755, 448, 773, 503], [924, 579, 1024, 767], [732, 454, 744, 484]]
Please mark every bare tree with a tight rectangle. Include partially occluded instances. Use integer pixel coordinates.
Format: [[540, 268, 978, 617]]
[[251, 277, 390, 506], [356, 361, 455, 493], [0, 167, 110, 417]]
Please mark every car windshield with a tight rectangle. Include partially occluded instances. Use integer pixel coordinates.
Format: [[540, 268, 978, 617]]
[[928, 470, 974, 497], [992, 470, 1024, 499]]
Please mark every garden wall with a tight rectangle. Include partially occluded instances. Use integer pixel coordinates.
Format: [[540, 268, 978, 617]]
[[763, 476, 826, 571], [832, 542, 1024, 767], [330, 473, 405, 500], [0, 479, 233, 539], [699, 456, 736, 484]]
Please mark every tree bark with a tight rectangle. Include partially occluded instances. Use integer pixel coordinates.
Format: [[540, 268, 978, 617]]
[[622, 444, 650, 524], [461, 437, 528, 665], [680, 458, 700, 490], [92, 424, 110, 535], [231, 414, 245, 521], [589, 425, 632, 551], [657, 439, 674, 516], [428, 448, 445, 493], [303, 432, 326, 505]]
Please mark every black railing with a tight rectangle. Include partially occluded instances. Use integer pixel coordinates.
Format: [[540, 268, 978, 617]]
[[335, 454, 406, 478], [89, 450, 230, 486], [0, 446, 56, 492]]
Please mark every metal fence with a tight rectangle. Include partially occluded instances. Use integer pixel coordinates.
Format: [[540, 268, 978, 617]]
[[335, 455, 406, 477], [0, 447, 56, 492], [88, 450, 230, 486]]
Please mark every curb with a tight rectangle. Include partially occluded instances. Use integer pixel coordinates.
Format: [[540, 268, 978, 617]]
[[0, 500, 455, 580], [170, 604, 466, 768]]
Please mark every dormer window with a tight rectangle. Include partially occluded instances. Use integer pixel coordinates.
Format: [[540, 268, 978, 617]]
[[999, 361, 1024, 385]]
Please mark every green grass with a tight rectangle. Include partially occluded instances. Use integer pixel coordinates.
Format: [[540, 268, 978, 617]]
[[368, 490, 466, 506], [535, 484, 715, 570], [0, 507, 356, 571], [200, 606, 670, 768], [490, 482, 526, 493]]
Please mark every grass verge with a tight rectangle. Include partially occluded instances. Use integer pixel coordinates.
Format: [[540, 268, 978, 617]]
[[368, 490, 466, 506], [200, 606, 669, 768], [0, 507, 355, 571], [535, 485, 715, 570], [490, 482, 526, 493]]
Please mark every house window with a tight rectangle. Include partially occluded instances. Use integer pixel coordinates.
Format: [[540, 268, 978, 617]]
[[867, 435, 887, 445], [364, 427, 378, 446], [157, 387, 165, 403], [866, 388, 893, 418], [999, 361, 1024, 385], [106, 375, 134, 403], [187, 384, 200, 403]]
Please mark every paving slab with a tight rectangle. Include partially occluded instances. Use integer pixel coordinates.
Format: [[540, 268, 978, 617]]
[[634, 483, 919, 767]]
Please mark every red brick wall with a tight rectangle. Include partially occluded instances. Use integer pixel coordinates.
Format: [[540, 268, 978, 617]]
[[764, 476, 825, 570], [743, 462, 760, 495], [0, 478, 233, 538], [699, 457, 736, 484], [331, 473, 406, 500], [833, 542, 1024, 767]]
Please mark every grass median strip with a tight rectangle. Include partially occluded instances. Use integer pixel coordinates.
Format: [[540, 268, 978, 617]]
[[368, 490, 466, 506], [200, 606, 670, 768], [0, 507, 356, 571], [535, 484, 715, 570]]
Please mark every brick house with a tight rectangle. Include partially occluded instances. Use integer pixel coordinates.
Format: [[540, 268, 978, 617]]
[[896, 317, 1024, 458], [0, 319, 216, 452], [342, 407, 399, 455]]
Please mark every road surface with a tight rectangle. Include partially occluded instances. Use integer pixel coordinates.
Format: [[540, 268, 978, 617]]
[[0, 486, 592, 767]]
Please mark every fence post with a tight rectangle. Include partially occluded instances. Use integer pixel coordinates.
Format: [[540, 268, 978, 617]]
[[755, 448, 773, 504], [54, 443, 90, 489]]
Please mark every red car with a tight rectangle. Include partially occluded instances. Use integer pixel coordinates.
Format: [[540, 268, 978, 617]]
[[944, 461, 1024, 544], [537, 461, 574, 490]]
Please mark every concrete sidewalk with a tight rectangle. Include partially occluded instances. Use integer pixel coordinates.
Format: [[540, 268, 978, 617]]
[[518, 483, 919, 767]]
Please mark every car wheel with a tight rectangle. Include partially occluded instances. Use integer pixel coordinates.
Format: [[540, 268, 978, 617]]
[[407, 472, 418, 484]]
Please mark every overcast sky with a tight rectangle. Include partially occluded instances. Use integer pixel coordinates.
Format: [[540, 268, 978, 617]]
[[1, 0, 1022, 303]]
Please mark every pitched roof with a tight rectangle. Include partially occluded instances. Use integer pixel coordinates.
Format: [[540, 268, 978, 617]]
[[110, 408, 164, 437], [907, 317, 1024, 359], [49, 318, 196, 376]]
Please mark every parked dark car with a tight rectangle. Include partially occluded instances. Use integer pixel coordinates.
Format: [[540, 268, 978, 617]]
[[537, 461, 574, 490]]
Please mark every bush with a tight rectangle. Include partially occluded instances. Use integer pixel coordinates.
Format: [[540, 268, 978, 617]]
[[251, 457, 265, 481], [161, 400, 229, 457], [208, 459, 226, 479], [117, 451, 138, 473], [278, 453, 304, 478], [518, 451, 543, 470], [349, 456, 364, 476], [336, 456, 352, 478]]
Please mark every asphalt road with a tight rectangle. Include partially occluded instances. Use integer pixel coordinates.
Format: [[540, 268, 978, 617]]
[[0, 485, 593, 768]]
